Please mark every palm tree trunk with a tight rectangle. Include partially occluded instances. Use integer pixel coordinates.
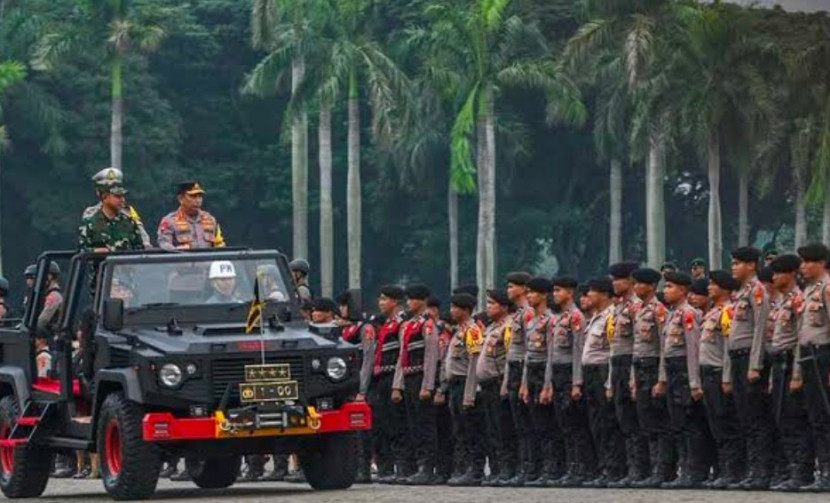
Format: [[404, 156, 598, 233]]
[[707, 132, 723, 269], [646, 133, 666, 268], [291, 56, 309, 261], [347, 71, 361, 289], [318, 106, 333, 298], [823, 173, 830, 245], [448, 180, 459, 291], [609, 158, 622, 264], [0, 152, 4, 276], [483, 90, 497, 302], [738, 168, 750, 246], [475, 117, 486, 307], [111, 55, 123, 171], [795, 173, 807, 248]]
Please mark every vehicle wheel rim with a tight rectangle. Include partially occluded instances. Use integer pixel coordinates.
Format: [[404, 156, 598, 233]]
[[0, 423, 13, 474], [104, 419, 122, 476]]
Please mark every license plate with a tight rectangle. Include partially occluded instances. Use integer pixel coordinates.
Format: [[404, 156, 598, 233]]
[[239, 381, 299, 403], [244, 364, 292, 382]]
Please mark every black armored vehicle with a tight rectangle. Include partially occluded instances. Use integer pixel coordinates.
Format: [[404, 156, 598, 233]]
[[0, 249, 370, 500]]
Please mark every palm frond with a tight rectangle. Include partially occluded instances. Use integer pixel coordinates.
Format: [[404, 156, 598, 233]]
[[450, 83, 481, 194]]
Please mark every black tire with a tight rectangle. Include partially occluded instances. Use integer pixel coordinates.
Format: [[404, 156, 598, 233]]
[[97, 393, 161, 500], [0, 396, 52, 499], [186, 456, 240, 489], [300, 433, 358, 490]]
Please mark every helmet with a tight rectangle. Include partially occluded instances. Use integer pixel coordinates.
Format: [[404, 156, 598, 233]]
[[49, 261, 60, 276], [289, 258, 310, 275], [257, 264, 280, 278], [24, 264, 36, 277], [209, 261, 236, 279], [0, 277, 8, 293]]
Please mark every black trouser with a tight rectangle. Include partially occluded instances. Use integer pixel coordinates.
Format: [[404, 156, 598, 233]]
[[770, 351, 814, 482], [634, 357, 677, 479], [448, 376, 485, 476], [507, 360, 532, 474], [370, 373, 404, 476], [611, 354, 649, 478], [245, 454, 265, 476], [729, 349, 775, 479], [583, 364, 627, 478], [525, 362, 565, 478], [435, 394, 455, 478], [403, 374, 438, 472], [700, 365, 746, 481], [800, 344, 830, 474], [665, 357, 710, 481], [551, 363, 596, 475], [479, 377, 514, 478]]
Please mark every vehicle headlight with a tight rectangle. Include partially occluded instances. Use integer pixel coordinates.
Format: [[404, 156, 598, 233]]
[[326, 357, 348, 381], [159, 363, 183, 388]]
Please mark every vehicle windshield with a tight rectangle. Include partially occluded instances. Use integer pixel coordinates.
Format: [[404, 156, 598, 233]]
[[106, 257, 290, 309]]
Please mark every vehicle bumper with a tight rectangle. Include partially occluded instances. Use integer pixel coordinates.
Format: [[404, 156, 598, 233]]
[[142, 402, 372, 442]]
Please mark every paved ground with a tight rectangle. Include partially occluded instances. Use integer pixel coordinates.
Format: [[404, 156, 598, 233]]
[[20, 479, 830, 502]]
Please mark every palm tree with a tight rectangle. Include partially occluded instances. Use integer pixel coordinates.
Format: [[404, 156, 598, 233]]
[[565, 0, 686, 268], [33, 0, 179, 172], [663, 3, 775, 268], [0, 59, 25, 276], [250, 0, 311, 262], [426, 0, 585, 305]]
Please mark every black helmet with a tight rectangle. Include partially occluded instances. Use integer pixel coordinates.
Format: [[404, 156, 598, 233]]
[[49, 261, 61, 276], [0, 277, 8, 293], [289, 258, 310, 275], [24, 264, 36, 277]]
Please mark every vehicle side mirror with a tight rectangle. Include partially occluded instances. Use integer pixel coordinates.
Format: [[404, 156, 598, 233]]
[[347, 289, 363, 322], [102, 298, 124, 332]]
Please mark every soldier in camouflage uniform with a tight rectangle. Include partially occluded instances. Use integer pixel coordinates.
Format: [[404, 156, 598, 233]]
[[78, 184, 144, 253], [83, 168, 151, 248]]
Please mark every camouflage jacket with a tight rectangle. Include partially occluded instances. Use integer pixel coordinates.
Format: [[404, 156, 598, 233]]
[[78, 208, 145, 252], [82, 203, 151, 248]]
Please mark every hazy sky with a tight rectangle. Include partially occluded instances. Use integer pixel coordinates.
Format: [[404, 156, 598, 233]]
[[729, 0, 830, 11]]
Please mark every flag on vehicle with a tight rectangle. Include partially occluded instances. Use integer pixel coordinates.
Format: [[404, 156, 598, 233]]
[[245, 277, 263, 334]]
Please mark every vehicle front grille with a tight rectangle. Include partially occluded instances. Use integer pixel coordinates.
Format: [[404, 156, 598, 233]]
[[210, 356, 305, 407]]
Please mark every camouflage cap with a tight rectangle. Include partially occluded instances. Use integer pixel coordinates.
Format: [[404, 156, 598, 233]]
[[92, 167, 123, 186]]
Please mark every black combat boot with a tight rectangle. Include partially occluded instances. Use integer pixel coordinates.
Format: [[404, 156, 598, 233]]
[[405, 465, 436, 486], [448, 469, 483, 487], [800, 465, 830, 493]]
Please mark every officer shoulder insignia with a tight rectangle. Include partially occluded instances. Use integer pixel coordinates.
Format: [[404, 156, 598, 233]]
[[572, 310, 583, 333], [503, 323, 513, 348], [684, 310, 695, 332], [523, 309, 534, 325], [424, 318, 434, 333], [465, 325, 483, 354], [793, 294, 805, 315], [364, 324, 376, 339], [753, 284, 765, 306], [656, 303, 666, 324], [606, 315, 615, 342], [721, 306, 733, 337]]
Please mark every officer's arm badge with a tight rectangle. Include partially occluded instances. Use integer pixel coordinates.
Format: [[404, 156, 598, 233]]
[[606, 315, 615, 342], [503, 324, 513, 348], [128, 206, 142, 223], [465, 326, 483, 354], [754, 284, 764, 306], [684, 310, 695, 332], [572, 311, 583, 333]]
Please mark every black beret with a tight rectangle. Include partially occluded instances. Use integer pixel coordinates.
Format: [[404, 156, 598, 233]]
[[664, 271, 692, 287], [758, 266, 774, 283], [505, 271, 532, 286], [312, 297, 337, 313], [731, 246, 761, 263], [380, 285, 405, 300], [608, 261, 639, 279], [527, 276, 553, 293], [798, 243, 829, 263], [587, 278, 614, 296], [577, 284, 589, 297], [709, 270, 738, 291], [660, 261, 678, 272], [689, 257, 706, 267], [176, 181, 206, 196], [335, 290, 351, 305], [453, 284, 479, 297], [451, 293, 477, 310], [486, 289, 511, 306], [632, 268, 661, 285], [552, 276, 578, 289], [426, 296, 441, 309], [690, 279, 709, 296], [771, 254, 802, 274], [764, 248, 779, 258], [405, 284, 431, 300]]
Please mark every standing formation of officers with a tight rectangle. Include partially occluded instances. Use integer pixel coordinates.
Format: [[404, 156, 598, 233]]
[[333, 244, 830, 492]]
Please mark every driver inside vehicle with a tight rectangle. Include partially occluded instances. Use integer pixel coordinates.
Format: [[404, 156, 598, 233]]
[[206, 260, 242, 304], [257, 264, 287, 302]]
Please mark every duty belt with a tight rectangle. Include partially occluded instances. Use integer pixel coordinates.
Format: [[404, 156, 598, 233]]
[[403, 365, 424, 375], [373, 364, 396, 375], [633, 357, 659, 368], [728, 347, 751, 358], [771, 349, 796, 363]]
